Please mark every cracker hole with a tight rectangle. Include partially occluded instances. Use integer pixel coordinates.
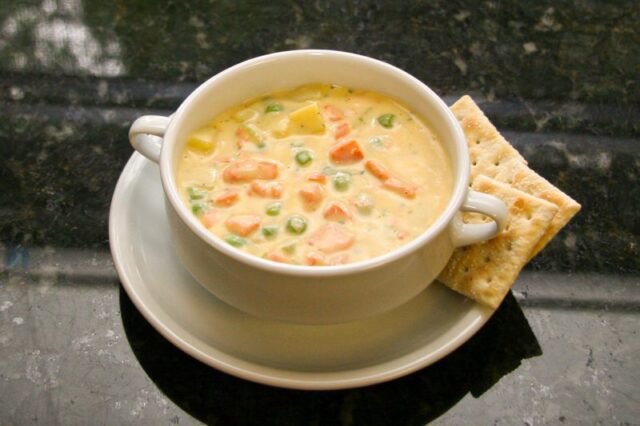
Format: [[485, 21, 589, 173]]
[[475, 140, 481, 145], [494, 161, 500, 166], [472, 161, 477, 166], [526, 214, 532, 220], [484, 256, 491, 263], [487, 277, 493, 283], [463, 266, 469, 273]]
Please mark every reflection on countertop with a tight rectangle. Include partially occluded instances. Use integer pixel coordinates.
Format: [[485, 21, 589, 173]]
[[1, 0, 639, 424]]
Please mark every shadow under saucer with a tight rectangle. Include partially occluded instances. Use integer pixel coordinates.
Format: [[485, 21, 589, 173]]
[[120, 288, 541, 425]]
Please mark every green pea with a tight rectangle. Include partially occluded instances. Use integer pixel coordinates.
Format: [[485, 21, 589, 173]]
[[295, 150, 313, 166], [333, 172, 351, 191], [286, 215, 308, 234], [377, 114, 395, 128], [266, 202, 282, 216], [187, 186, 206, 200], [225, 235, 246, 247], [265, 103, 283, 113], [191, 201, 207, 215], [262, 225, 278, 238]]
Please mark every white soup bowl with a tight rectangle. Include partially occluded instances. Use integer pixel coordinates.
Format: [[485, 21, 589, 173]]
[[128, 50, 507, 324]]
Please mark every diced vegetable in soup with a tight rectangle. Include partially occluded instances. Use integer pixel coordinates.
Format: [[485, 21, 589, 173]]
[[177, 83, 453, 265]]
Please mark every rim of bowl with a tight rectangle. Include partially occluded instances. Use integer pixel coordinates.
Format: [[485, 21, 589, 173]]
[[160, 49, 469, 278]]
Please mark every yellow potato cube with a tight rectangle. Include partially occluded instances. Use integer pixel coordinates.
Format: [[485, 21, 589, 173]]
[[186, 128, 217, 152], [290, 83, 331, 101], [287, 102, 325, 135]]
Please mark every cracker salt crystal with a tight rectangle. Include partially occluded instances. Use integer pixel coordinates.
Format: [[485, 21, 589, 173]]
[[451, 95, 581, 259], [438, 175, 559, 309]]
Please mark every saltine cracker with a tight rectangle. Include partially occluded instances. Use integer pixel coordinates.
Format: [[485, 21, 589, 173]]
[[451, 95, 581, 258], [438, 175, 559, 308]]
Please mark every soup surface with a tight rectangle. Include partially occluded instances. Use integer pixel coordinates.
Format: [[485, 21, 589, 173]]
[[177, 84, 453, 266]]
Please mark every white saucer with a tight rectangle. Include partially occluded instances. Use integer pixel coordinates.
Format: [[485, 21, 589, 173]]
[[109, 153, 493, 390]]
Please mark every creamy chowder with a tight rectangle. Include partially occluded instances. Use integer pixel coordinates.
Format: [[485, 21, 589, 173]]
[[177, 83, 453, 265]]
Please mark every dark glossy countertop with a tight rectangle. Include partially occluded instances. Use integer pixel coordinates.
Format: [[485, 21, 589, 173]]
[[1, 1, 639, 425]]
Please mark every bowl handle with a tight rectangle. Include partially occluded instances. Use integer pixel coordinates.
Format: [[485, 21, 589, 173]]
[[128, 115, 170, 163], [451, 190, 508, 247]]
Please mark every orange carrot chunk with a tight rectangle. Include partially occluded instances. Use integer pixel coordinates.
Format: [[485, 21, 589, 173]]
[[225, 214, 261, 236], [305, 251, 326, 266], [323, 201, 352, 222], [223, 159, 278, 183], [201, 211, 217, 228], [213, 189, 240, 207], [334, 122, 350, 140], [365, 159, 417, 199], [364, 159, 391, 180], [298, 183, 324, 210], [329, 139, 364, 164], [266, 251, 291, 264], [383, 177, 417, 199], [249, 181, 283, 198], [307, 224, 355, 254], [307, 173, 327, 184]]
